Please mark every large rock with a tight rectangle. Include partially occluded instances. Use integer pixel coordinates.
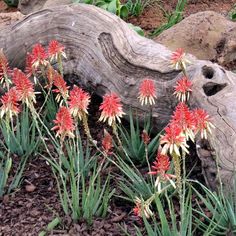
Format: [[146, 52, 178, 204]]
[[0, 12, 23, 30], [18, 0, 71, 15], [155, 11, 236, 68]]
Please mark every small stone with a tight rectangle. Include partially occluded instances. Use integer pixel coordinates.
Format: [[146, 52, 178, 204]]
[[25, 184, 36, 192]]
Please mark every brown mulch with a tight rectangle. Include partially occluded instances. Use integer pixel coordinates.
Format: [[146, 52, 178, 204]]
[[0, 1, 17, 13], [0, 155, 61, 236], [0, 154, 138, 236]]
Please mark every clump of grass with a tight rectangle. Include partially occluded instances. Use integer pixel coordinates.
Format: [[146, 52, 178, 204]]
[[150, 0, 187, 37]]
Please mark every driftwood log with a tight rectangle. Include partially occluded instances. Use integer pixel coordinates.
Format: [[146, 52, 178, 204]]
[[0, 3, 236, 189]]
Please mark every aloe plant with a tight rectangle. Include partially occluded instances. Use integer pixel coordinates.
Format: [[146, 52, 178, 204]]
[[229, 4, 236, 21], [151, 0, 187, 37], [121, 186, 195, 236], [192, 179, 236, 235], [73, 0, 129, 18], [0, 151, 12, 196], [0, 107, 39, 157], [4, 0, 18, 7], [136, 189, 194, 236], [116, 110, 160, 166], [0, 107, 40, 195], [114, 154, 155, 200]]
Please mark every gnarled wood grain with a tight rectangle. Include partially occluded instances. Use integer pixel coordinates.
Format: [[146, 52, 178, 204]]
[[0, 3, 235, 189]]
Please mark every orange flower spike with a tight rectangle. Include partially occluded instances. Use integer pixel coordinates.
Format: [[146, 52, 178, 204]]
[[160, 122, 189, 156], [99, 92, 125, 126], [174, 76, 192, 102], [0, 87, 20, 119], [68, 85, 91, 120], [25, 53, 37, 78], [0, 49, 11, 76], [52, 71, 69, 102], [133, 201, 142, 218], [102, 129, 113, 154], [12, 68, 36, 106], [48, 40, 66, 61], [193, 109, 215, 139], [0, 50, 8, 73], [148, 151, 176, 188], [31, 43, 48, 68], [45, 65, 56, 89], [138, 79, 157, 106], [149, 152, 170, 176], [133, 197, 153, 219], [52, 106, 75, 139], [171, 48, 190, 71], [0, 49, 12, 87], [141, 130, 150, 145], [171, 102, 195, 141]]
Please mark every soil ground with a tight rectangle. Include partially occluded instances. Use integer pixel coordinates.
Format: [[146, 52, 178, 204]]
[[128, 0, 235, 34], [0, 0, 235, 235]]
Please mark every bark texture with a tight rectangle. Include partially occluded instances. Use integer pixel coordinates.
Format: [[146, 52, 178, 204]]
[[0, 3, 236, 189]]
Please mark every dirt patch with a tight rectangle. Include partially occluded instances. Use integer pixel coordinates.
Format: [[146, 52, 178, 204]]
[[128, 3, 167, 33], [0, 155, 61, 236], [127, 0, 235, 34], [0, 1, 18, 12], [184, 0, 235, 17]]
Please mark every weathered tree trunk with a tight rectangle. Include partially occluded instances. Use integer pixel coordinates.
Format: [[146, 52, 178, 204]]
[[0, 3, 236, 190]]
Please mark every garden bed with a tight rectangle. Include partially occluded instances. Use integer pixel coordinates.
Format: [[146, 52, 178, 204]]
[[0, 1, 236, 236]]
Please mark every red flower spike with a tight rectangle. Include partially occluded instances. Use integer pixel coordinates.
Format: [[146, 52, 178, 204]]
[[193, 109, 215, 139], [160, 122, 189, 156], [52, 106, 75, 139], [149, 150, 177, 189], [99, 93, 125, 126], [149, 152, 170, 175], [171, 48, 184, 65], [25, 53, 37, 77], [174, 76, 192, 102], [45, 65, 57, 89], [133, 197, 153, 219], [48, 40, 66, 61], [171, 102, 195, 141], [102, 129, 113, 154], [171, 48, 190, 70], [12, 69, 36, 105], [0, 49, 11, 85], [133, 202, 142, 218], [68, 85, 90, 120], [138, 79, 156, 106], [52, 71, 69, 102], [0, 87, 20, 118], [141, 130, 150, 145], [31, 43, 48, 68]]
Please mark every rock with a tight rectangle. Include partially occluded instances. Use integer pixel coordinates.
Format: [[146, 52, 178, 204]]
[[18, 0, 47, 14], [18, 0, 72, 15], [0, 11, 23, 29], [43, 0, 72, 8], [154, 11, 236, 68], [25, 184, 36, 192]]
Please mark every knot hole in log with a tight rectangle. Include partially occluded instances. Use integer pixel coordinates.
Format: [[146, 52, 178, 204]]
[[202, 65, 227, 96]]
